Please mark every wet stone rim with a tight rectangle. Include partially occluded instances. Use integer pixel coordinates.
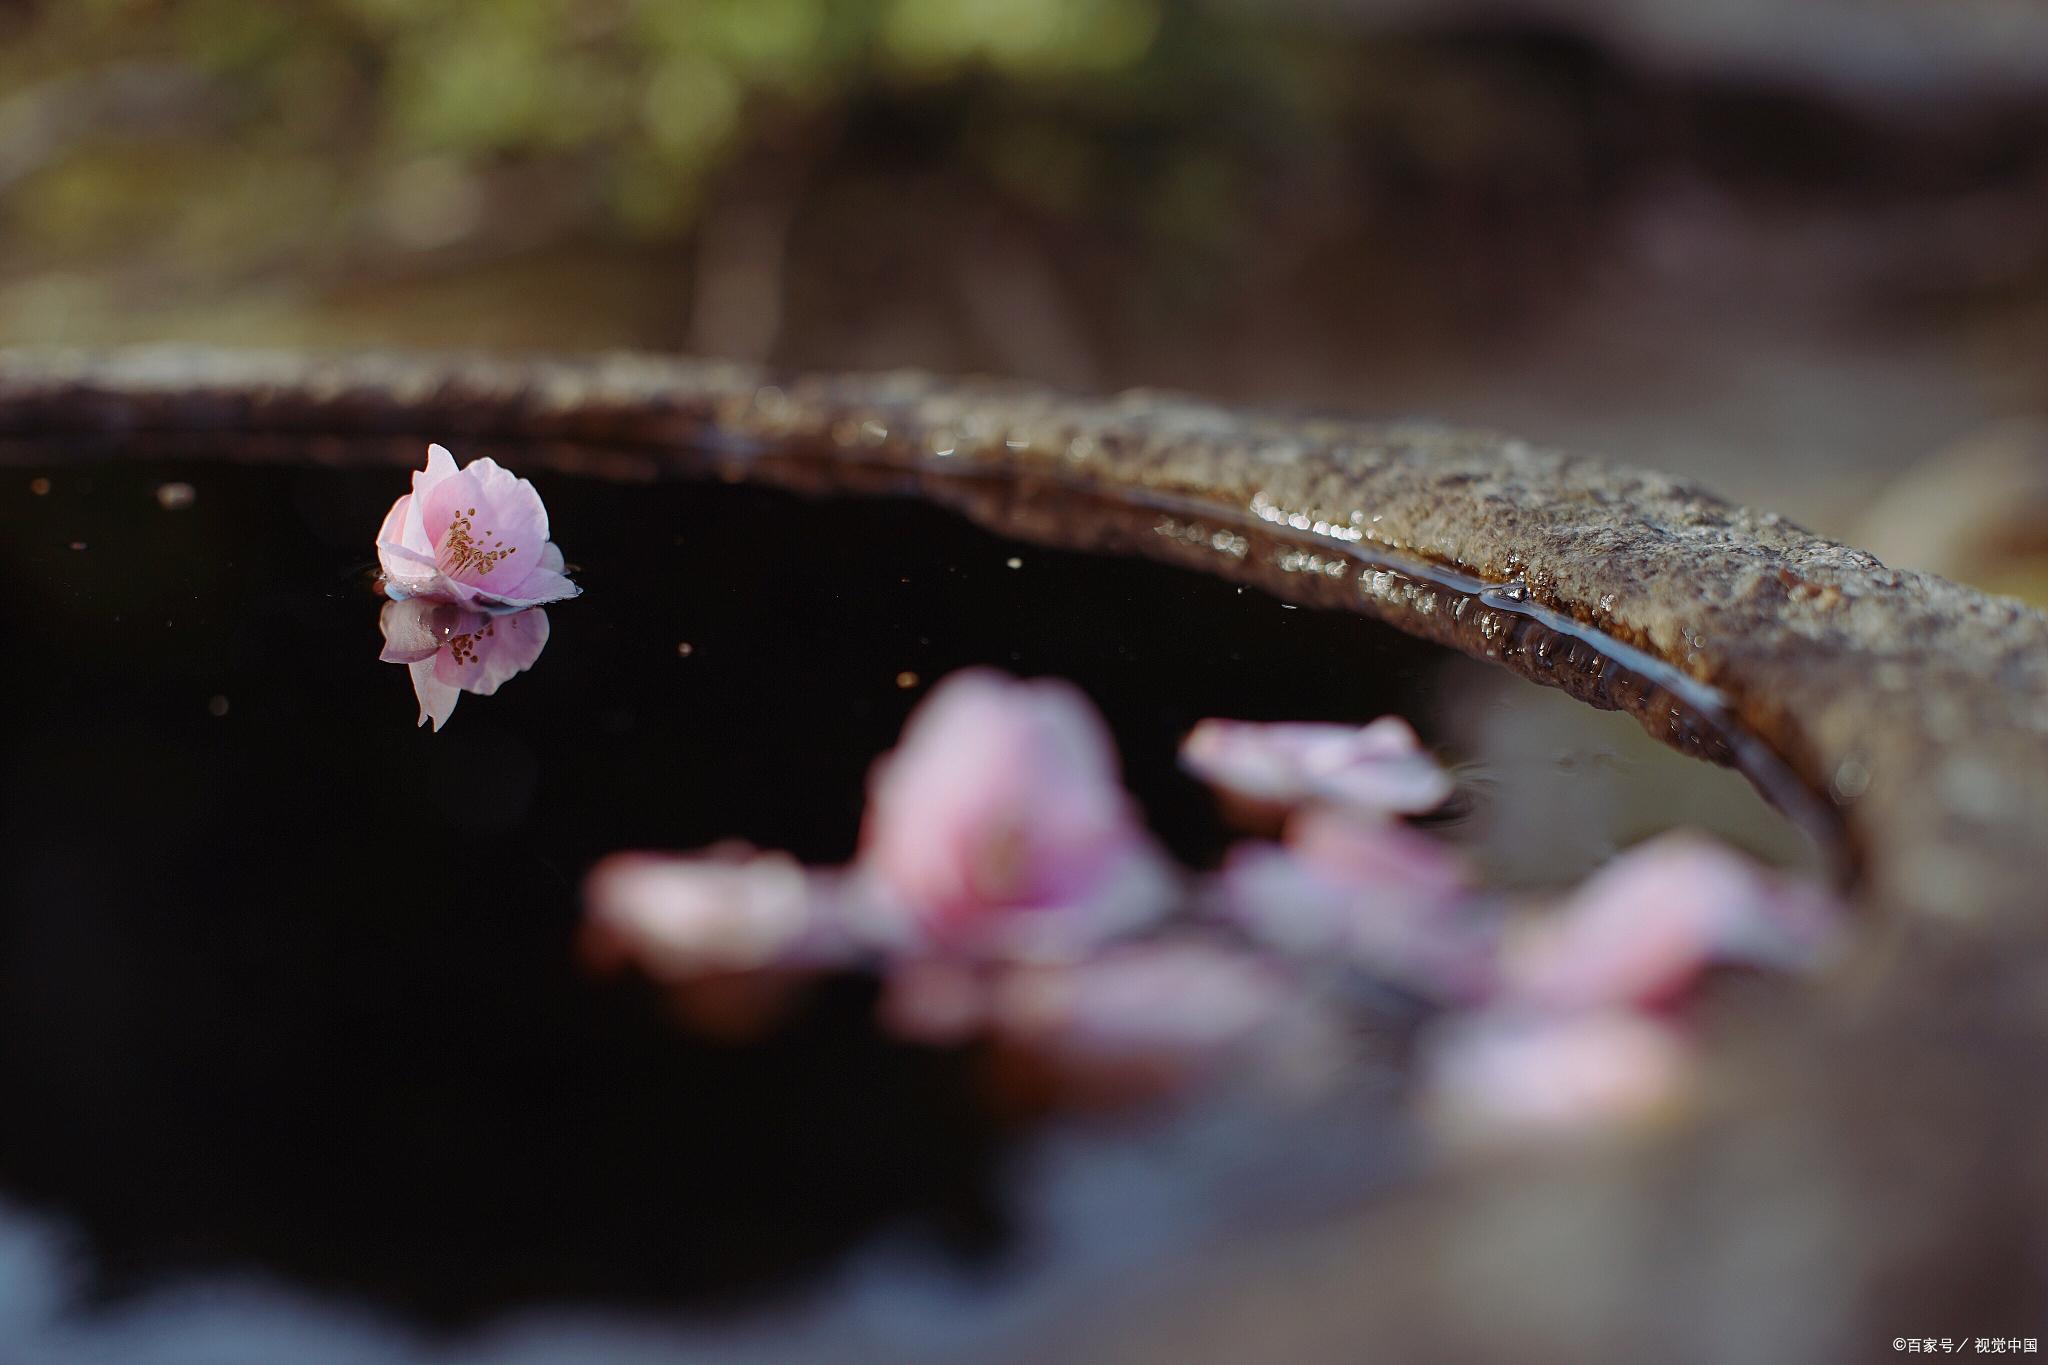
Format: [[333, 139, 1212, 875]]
[[4, 345, 2047, 1358]]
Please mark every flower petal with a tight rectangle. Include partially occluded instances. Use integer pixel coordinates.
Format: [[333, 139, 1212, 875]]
[[464, 456, 551, 544], [1420, 1011, 1690, 1145], [1503, 833, 1846, 1010], [378, 599, 486, 665], [473, 562, 580, 609], [1217, 812, 1493, 1001], [402, 445, 460, 553], [429, 607, 550, 697], [857, 669, 1170, 955], [583, 847, 816, 975], [378, 547, 454, 606], [1181, 716, 1453, 818], [407, 658, 462, 732], [988, 939, 1301, 1069]]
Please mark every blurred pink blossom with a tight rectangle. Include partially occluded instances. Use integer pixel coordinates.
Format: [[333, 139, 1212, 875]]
[[1219, 806, 1493, 1000], [1421, 1010, 1690, 1144], [881, 941, 1321, 1106], [858, 669, 1173, 958], [376, 443, 580, 609], [377, 597, 549, 732], [1181, 716, 1452, 820], [988, 939, 1299, 1065], [582, 845, 829, 976], [879, 960, 994, 1045], [1503, 832, 1846, 1010]]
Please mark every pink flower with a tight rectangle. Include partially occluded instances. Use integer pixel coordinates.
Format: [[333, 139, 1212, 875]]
[[1420, 1011, 1690, 1144], [1218, 806, 1492, 1000], [582, 845, 822, 976], [1503, 833, 1846, 1011], [377, 598, 549, 732], [376, 444, 579, 609], [857, 669, 1172, 958], [1181, 716, 1452, 820]]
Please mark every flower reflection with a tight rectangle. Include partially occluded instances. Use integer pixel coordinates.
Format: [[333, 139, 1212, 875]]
[[377, 598, 549, 731]]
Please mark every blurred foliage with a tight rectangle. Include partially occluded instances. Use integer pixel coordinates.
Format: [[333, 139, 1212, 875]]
[[0, 0, 1274, 261], [8, 0, 2038, 460], [0, 0, 1634, 297]]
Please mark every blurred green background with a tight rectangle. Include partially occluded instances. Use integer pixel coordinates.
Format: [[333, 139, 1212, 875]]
[[5, 0, 2048, 575]]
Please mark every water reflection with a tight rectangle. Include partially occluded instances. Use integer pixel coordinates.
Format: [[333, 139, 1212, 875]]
[[376, 599, 549, 731]]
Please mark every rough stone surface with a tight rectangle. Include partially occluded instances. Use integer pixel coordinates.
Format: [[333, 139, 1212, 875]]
[[4, 345, 2047, 1361]]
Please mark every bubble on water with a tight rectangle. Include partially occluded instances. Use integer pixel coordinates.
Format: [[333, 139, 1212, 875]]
[[896, 671, 920, 689], [155, 482, 197, 511], [28, 478, 50, 496], [68, 541, 86, 551], [1006, 557, 1023, 570], [207, 695, 230, 718], [676, 642, 694, 657]]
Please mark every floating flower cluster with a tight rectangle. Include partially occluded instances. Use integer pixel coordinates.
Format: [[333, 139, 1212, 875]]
[[373, 445, 578, 729], [584, 668, 1847, 1139]]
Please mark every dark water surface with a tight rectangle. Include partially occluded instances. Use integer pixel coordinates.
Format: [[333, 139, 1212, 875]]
[[0, 454, 1814, 1357]]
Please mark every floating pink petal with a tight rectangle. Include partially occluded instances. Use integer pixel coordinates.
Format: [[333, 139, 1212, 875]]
[[1218, 807, 1492, 1000], [1181, 716, 1453, 820], [377, 598, 549, 731], [858, 669, 1174, 958], [1504, 832, 1847, 1010], [1420, 1010, 1690, 1144], [376, 444, 580, 609], [582, 845, 821, 977]]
